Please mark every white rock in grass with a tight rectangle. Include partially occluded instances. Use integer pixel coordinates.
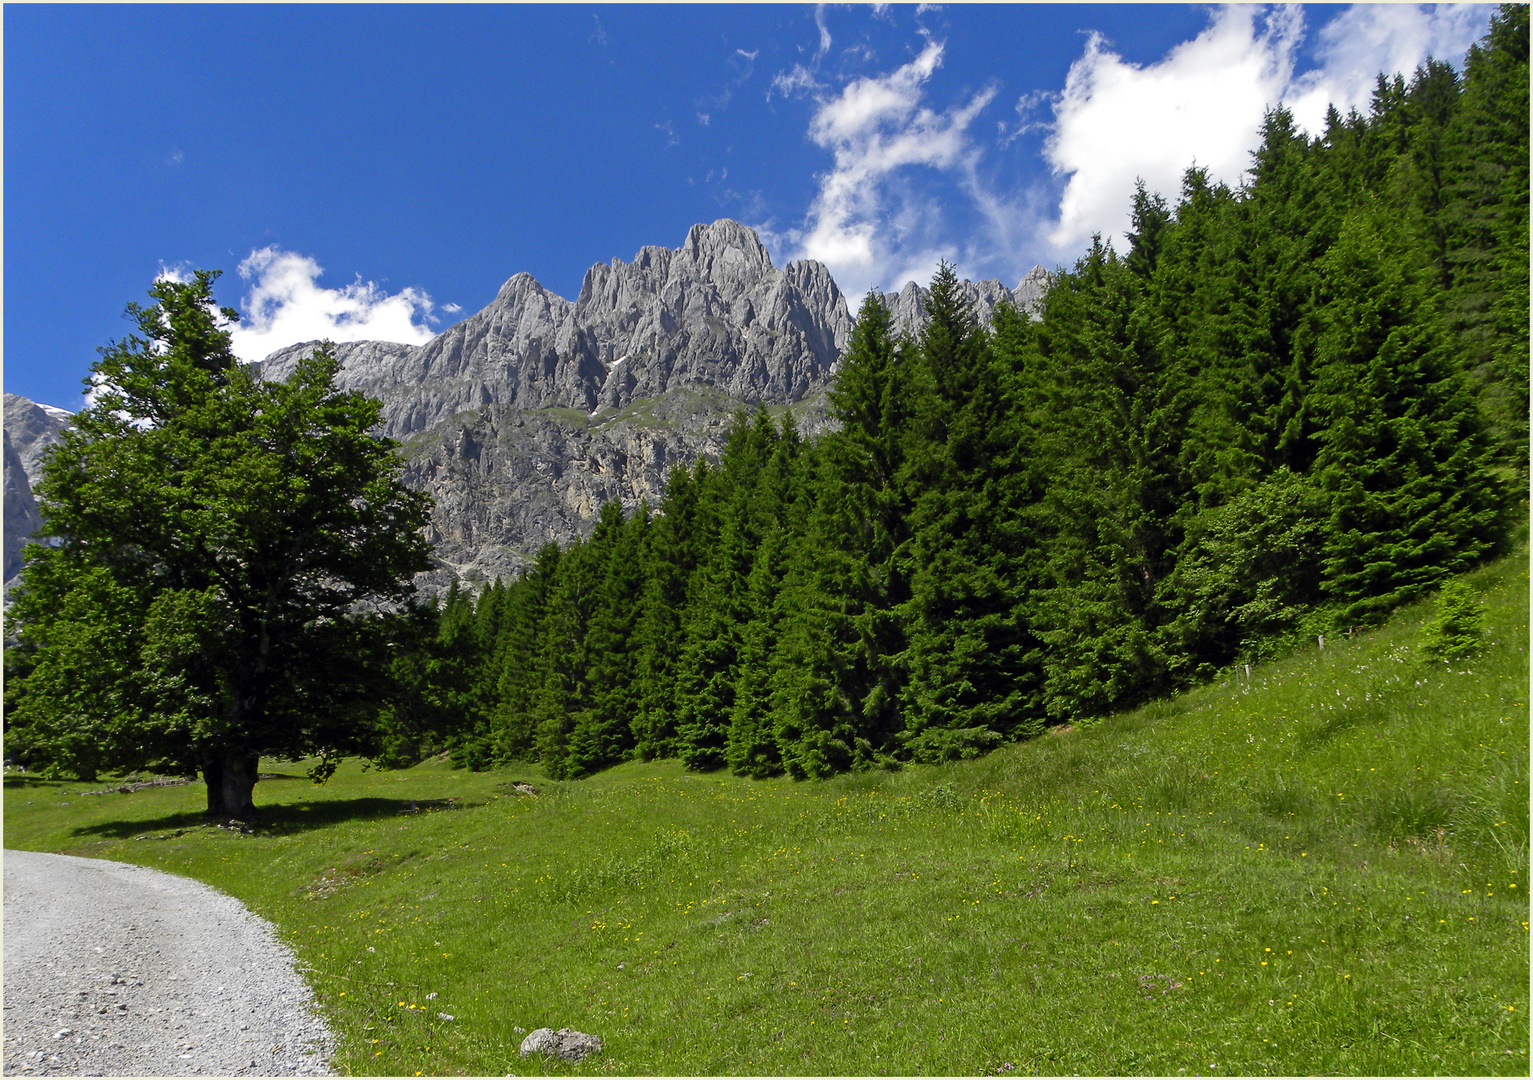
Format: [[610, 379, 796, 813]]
[[518, 1027, 604, 1062]]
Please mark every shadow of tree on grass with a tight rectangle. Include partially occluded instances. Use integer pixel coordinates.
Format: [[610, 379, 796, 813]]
[[2, 776, 76, 791], [69, 795, 472, 840]]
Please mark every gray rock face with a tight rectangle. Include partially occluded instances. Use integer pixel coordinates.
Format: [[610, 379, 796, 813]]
[[256, 220, 853, 586], [885, 265, 1053, 338], [9, 223, 1054, 594], [259, 219, 853, 443], [400, 387, 836, 588], [518, 1027, 603, 1062], [4, 394, 71, 583], [1014, 264, 1054, 313]]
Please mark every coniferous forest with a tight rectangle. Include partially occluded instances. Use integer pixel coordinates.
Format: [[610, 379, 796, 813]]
[[384, 7, 1527, 782]]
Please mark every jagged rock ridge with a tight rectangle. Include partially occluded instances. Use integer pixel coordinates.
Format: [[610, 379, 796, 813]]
[[885, 264, 1052, 338], [4, 394, 71, 584], [7, 222, 1054, 589], [259, 219, 855, 442]]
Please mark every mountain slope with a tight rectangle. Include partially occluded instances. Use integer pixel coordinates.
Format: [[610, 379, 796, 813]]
[[3, 394, 71, 584], [254, 219, 1048, 586], [6, 222, 1051, 588]]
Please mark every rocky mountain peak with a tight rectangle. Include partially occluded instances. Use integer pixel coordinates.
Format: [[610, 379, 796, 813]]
[[8, 223, 1059, 592], [677, 218, 774, 296], [884, 264, 1053, 338], [258, 220, 854, 443], [4, 393, 71, 585]]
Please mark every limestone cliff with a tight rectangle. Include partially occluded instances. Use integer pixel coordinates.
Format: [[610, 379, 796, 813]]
[[3, 394, 70, 583], [7, 221, 1054, 591]]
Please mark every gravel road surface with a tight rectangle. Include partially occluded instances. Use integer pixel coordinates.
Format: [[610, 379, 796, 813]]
[[3, 850, 334, 1076]]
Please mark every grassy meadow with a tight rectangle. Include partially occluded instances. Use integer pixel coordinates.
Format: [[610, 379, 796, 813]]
[[4, 550, 1528, 1076]]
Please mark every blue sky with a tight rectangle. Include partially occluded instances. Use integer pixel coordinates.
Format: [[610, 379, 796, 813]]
[[4, 4, 1495, 410]]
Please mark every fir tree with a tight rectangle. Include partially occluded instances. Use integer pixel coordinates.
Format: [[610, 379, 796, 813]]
[[898, 263, 1040, 759], [490, 544, 561, 762], [1311, 207, 1509, 624], [565, 500, 650, 776]]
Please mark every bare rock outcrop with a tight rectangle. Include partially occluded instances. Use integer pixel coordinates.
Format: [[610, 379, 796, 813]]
[[885, 265, 1053, 338], [259, 219, 853, 443], [3, 394, 71, 583]]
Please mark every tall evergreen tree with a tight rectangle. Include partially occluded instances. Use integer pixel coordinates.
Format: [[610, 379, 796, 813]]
[[531, 534, 603, 778], [1441, 3, 1529, 474], [1030, 241, 1177, 719], [631, 460, 712, 761], [898, 263, 1040, 759], [490, 543, 562, 762], [674, 409, 780, 771], [771, 291, 913, 775], [563, 500, 651, 776], [1311, 206, 1509, 623]]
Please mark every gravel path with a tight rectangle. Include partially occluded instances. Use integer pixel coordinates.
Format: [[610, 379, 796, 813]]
[[3, 850, 334, 1076]]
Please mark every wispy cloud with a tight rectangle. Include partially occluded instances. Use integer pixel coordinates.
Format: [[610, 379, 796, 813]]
[[761, 37, 1007, 299], [226, 248, 438, 364], [770, 63, 822, 100]]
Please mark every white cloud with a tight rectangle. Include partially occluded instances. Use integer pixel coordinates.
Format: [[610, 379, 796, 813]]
[[815, 4, 832, 58], [226, 248, 438, 364], [762, 37, 1006, 300], [1044, 6, 1301, 255], [1283, 3, 1490, 133], [770, 63, 822, 99], [1043, 3, 1493, 256], [761, 4, 1494, 301]]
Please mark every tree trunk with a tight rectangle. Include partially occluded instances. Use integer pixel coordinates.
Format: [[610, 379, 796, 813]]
[[201, 748, 260, 820]]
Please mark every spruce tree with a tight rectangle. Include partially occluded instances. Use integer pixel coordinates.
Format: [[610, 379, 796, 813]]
[[770, 291, 911, 776], [673, 409, 779, 771], [1029, 241, 1175, 719], [490, 544, 561, 762], [898, 263, 1041, 759], [531, 535, 602, 778], [631, 460, 712, 761], [565, 500, 650, 776], [1311, 206, 1509, 624]]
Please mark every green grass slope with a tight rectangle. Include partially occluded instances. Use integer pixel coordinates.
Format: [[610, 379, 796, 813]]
[[5, 551, 1527, 1076]]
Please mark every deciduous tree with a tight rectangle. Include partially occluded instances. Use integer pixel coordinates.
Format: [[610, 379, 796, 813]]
[[6, 272, 432, 817]]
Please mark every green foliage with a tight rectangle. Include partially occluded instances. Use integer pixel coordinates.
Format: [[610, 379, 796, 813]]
[[372, 8, 1519, 785], [5, 547, 1524, 1077], [1421, 579, 1488, 661], [1311, 207, 1508, 623], [1161, 468, 1329, 671], [5, 272, 432, 815]]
